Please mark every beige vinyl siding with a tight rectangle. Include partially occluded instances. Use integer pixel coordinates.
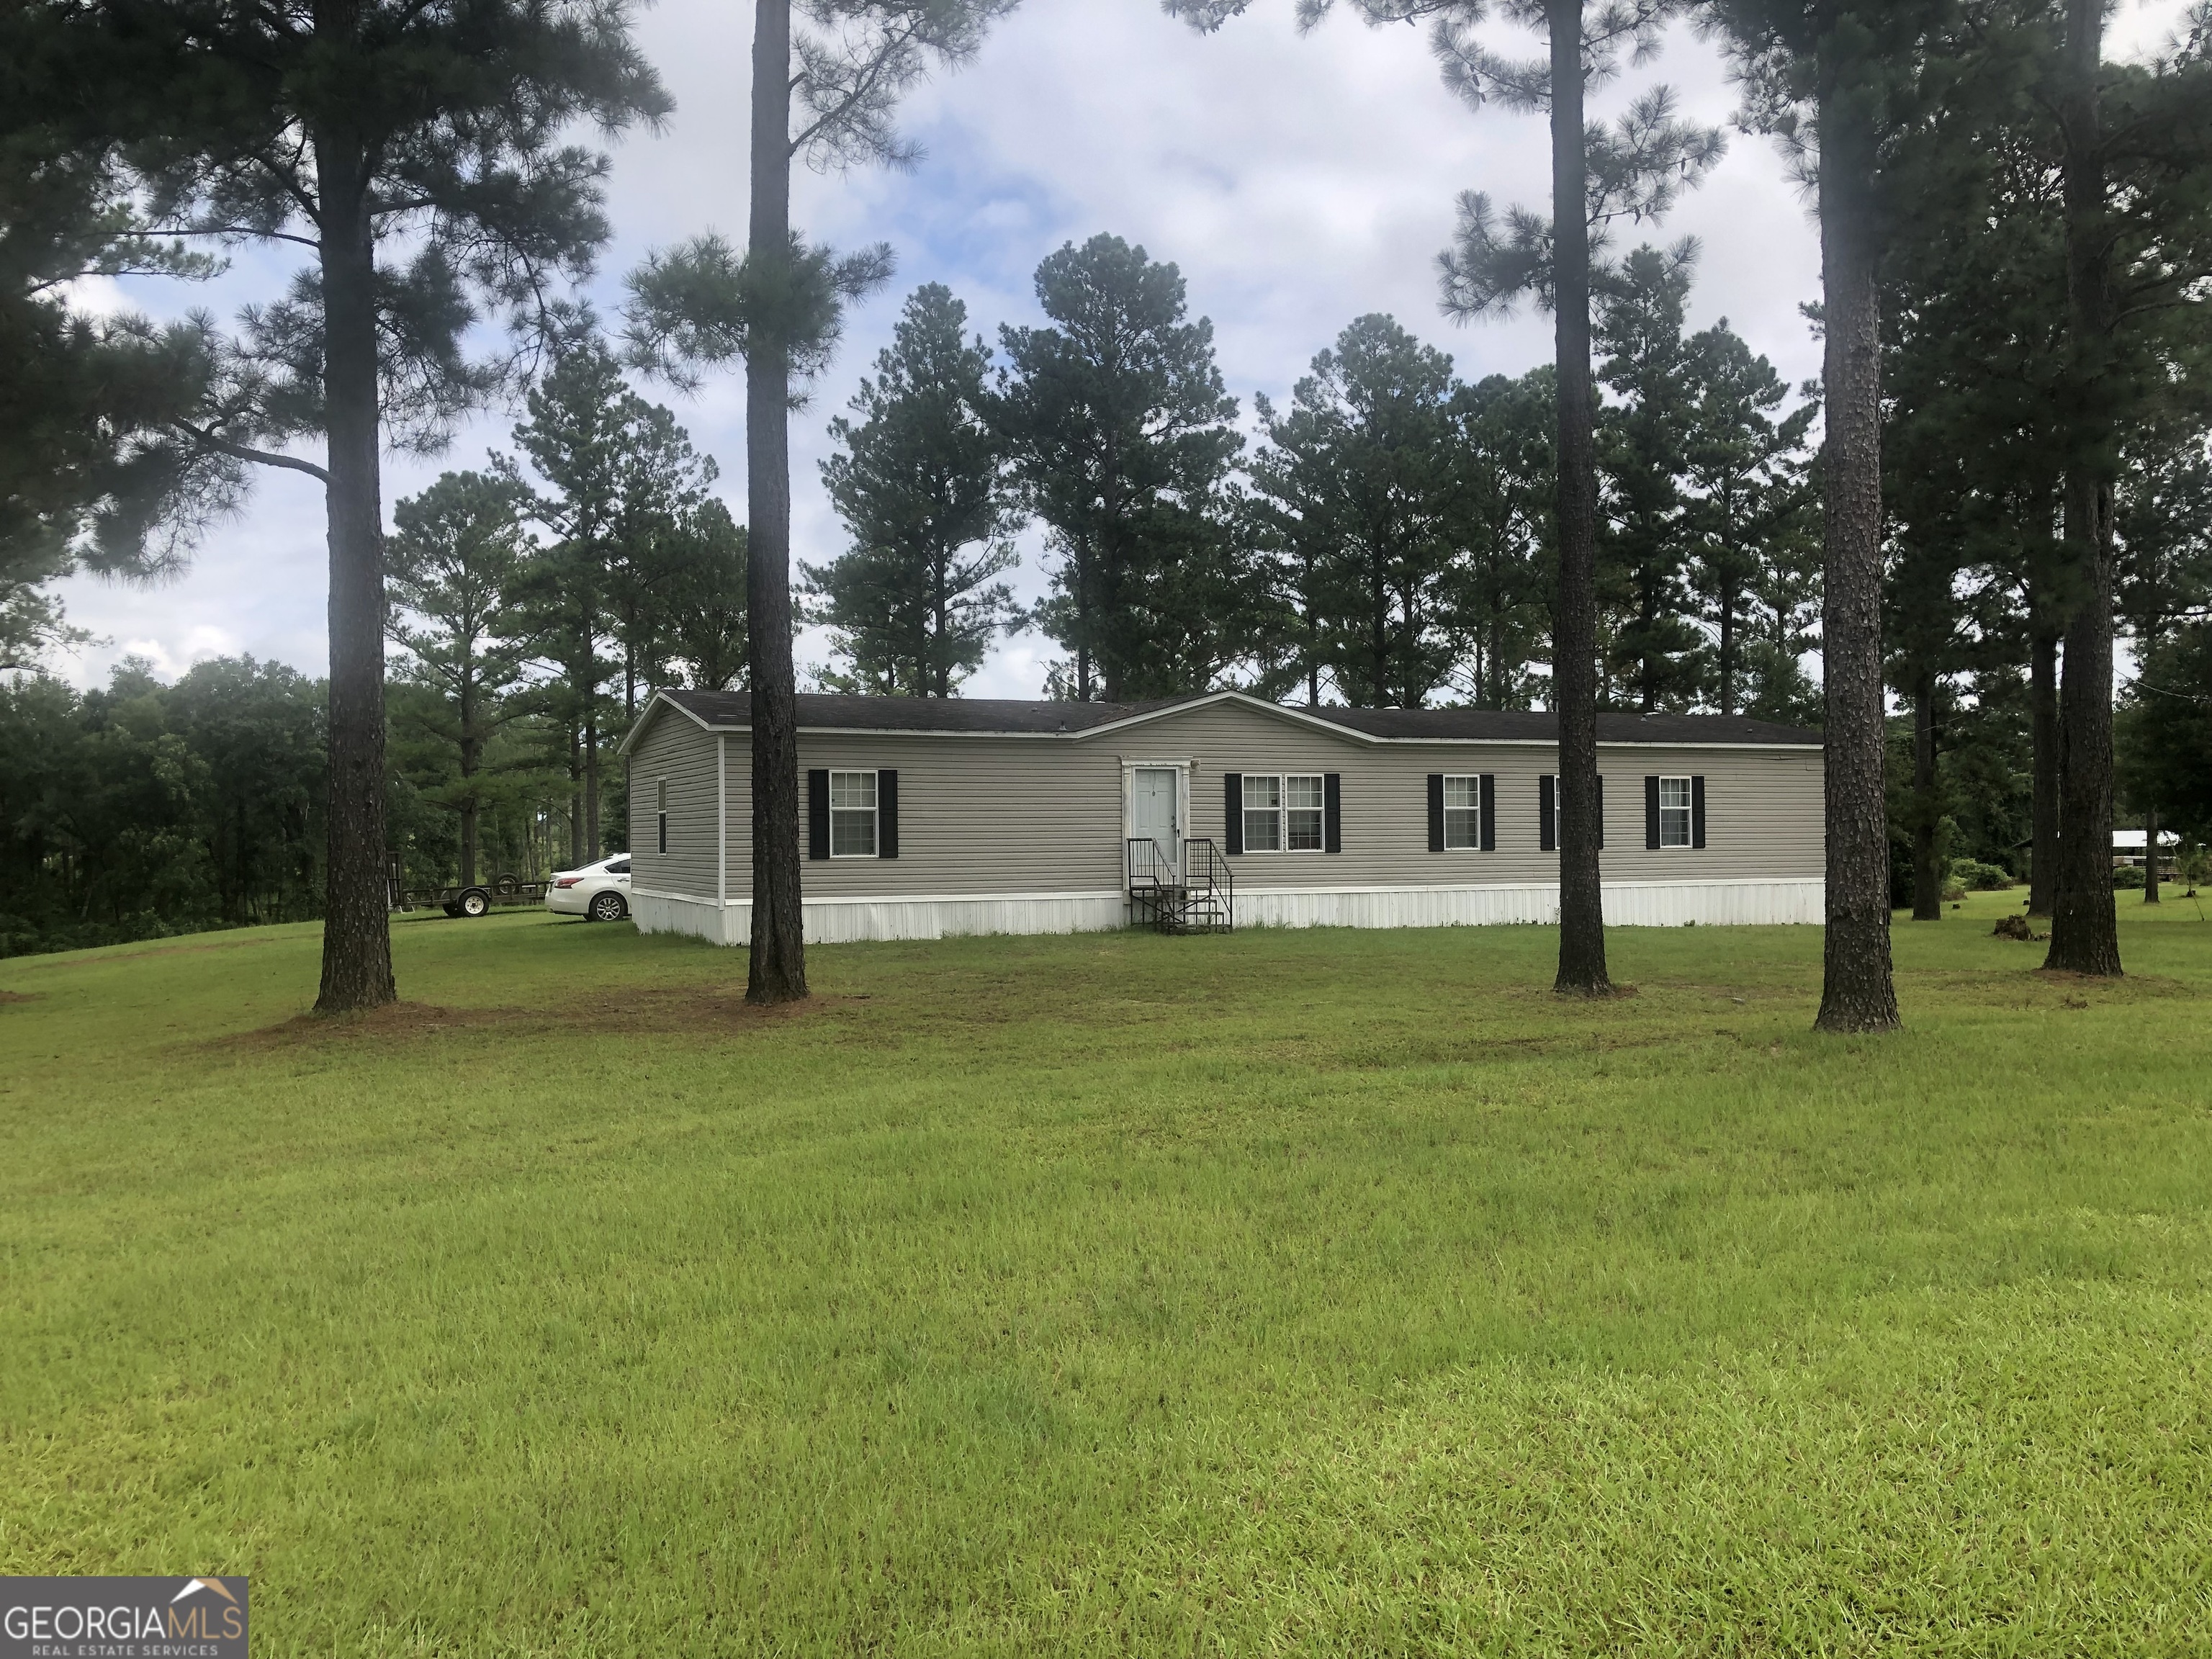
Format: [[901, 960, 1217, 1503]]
[[695, 698, 1820, 901], [712, 732, 1125, 900], [1110, 701, 1822, 887], [626, 706, 721, 900]]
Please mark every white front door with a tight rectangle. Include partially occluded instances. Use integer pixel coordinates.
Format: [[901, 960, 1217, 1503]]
[[1130, 768, 1181, 880]]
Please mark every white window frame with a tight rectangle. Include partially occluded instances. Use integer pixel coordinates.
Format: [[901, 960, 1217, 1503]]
[[1658, 775, 1693, 849], [1442, 774, 1482, 850], [655, 777, 668, 855], [1242, 773, 1326, 855], [829, 769, 879, 858]]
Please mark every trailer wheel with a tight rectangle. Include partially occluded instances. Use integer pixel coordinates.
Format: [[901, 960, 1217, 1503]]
[[493, 872, 521, 896], [459, 887, 491, 918]]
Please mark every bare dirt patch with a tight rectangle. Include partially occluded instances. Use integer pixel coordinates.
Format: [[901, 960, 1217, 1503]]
[[0, 989, 42, 1003]]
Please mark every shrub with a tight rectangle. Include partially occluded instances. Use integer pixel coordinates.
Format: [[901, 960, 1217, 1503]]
[[1948, 859, 2014, 891], [2114, 865, 2146, 889]]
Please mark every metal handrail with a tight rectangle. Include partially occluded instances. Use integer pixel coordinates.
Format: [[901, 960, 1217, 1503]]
[[1126, 835, 1233, 933]]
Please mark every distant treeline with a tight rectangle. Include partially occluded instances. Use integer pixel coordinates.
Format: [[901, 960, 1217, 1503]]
[[0, 657, 590, 958]]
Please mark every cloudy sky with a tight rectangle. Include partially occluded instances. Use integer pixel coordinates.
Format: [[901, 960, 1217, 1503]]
[[52, 0, 2194, 696]]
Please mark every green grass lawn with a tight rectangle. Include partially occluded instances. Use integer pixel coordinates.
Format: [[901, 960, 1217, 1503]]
[[4, 891, 2210, 1655]]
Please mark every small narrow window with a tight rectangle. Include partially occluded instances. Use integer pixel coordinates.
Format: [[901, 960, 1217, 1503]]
[[830, 770, 879, 857], [1285, 775, 1325, 851], [1658, 775, 1693, 848], [655, 778, 668, 855], [1242, 774, 1282, 853], [1442, 775, 1480, 850]]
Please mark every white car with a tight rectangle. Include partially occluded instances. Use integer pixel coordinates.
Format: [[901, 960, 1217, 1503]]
[[546, 855, 631, 922]]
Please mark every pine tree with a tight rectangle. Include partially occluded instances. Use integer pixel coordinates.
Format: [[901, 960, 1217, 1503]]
[[50, 0, 666, 1010], [1445, 369, 1556, 711], [0, 16, 233, 667], [657, 501, 750, 693], [386, 472, 534, 891], [505, 335, 710, 863], [1593, 243, 1705, 711], [1681, 321, 1817, 717], [624, 0, 1015, 1005], [804, 284, 1022, 696], [994, 235, 1244, 702], [1249, 315, 1463, 709], [1707, 0, 1966, 1033]]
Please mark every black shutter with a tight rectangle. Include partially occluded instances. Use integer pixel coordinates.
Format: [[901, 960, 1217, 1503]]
[[1428, 774, 1445, 853], [1645, 775, 1661, 850], [1597, 775, 1606, 850], [1324, 773, 1342, 853], [1479, 774, 1496, 850], [1691, 774, 1706, 849], [878, 769, 899, 858], [1539, 774, 1556, 853], [807, 769, 830, 860], [1224, 773, 1244, 855]]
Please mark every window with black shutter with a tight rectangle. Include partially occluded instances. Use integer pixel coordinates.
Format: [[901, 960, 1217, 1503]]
[[806, 770, 830, 860], [1539, 774, 1555, 852]]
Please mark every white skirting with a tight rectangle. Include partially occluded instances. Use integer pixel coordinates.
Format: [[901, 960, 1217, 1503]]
[[631, 887, 1127, 945], [634, 878, 1825, 945], [1233, 878, 1825, 930]]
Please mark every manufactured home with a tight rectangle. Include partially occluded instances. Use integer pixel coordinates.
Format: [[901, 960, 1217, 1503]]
[[620, 688, 1825, 944]]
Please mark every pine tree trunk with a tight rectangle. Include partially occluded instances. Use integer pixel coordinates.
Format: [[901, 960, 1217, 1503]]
[[1812, 64, 1899, 1033], [2046, 481, 2121, 972], [745, 0, 808, 1002], [2044, 0, 2123, 978], [1718, 583, 1737, 717], [313, 146, 397, 1014], [1911, 674, 1941, 921], [568, 719, 584, 869], [2144, 806, 2161, 903], [1548, 0, 1610, 997], [2028, 620, 2059, 915], [583, 699, 601, 860], [460, 680, 480, 889]]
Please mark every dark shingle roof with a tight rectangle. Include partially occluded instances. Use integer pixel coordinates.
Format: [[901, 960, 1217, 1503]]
[[652, 688, 1820, 747], [657, 689, 1169, 734], [1321, 706, 1824, 746]]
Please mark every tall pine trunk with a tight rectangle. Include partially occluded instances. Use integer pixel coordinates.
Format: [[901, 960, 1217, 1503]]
[[2044, 0, 2123, 976], [313, 143, 398, 1013], [2144, 806, 2161, 903], [584, 700, 601, 858], [1812, 64, 1899, 1033], [2028, 619, 2059, 914], [1549, 0, 1610, 996], [1910, 673, 1941, 920], [460, 680, 480, 889], [745, 0, 808, 1002]]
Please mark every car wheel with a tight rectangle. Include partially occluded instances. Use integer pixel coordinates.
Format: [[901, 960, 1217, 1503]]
[[459, 887, 490, 917], [588, 890, 629, 923]]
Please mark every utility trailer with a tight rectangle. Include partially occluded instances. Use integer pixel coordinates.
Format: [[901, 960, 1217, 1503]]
[[386, 864, 549, 918]]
